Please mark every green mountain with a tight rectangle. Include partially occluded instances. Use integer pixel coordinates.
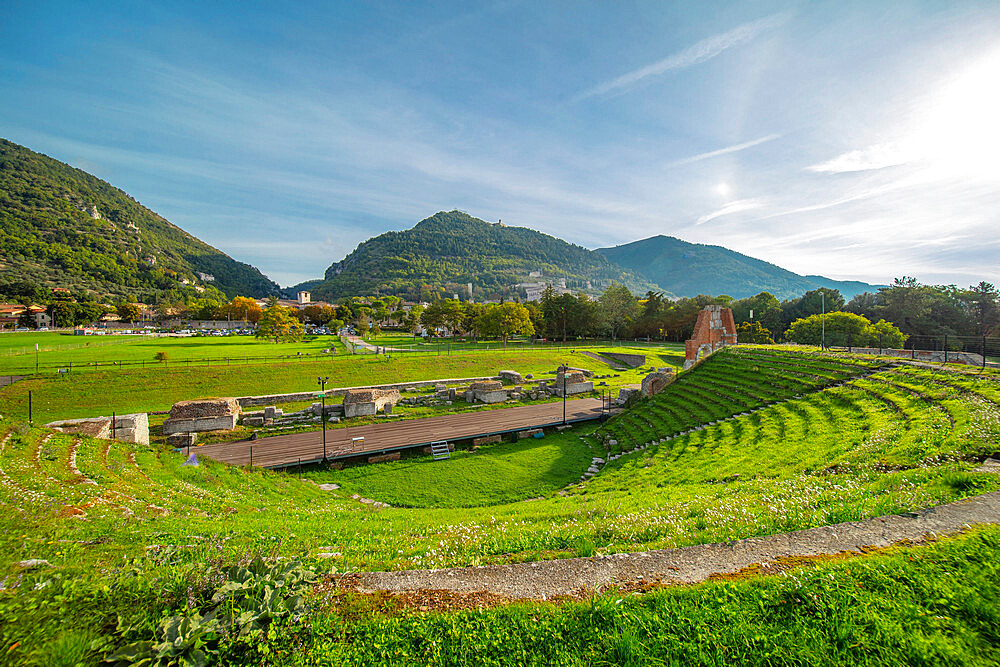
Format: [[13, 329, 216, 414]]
[[0, 138, 278, 300], [305, 210, 662, 300], [596, 235, 877, 300]]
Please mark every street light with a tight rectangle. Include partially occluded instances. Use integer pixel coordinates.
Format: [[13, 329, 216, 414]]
[[559, 363, 568, 425], [317, 376, 329, 461]]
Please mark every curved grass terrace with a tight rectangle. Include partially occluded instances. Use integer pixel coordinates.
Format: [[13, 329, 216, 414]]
[[0, 346, 998, 664]]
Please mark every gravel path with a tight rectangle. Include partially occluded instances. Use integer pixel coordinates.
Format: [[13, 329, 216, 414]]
[[344, 489, 1000, 599]]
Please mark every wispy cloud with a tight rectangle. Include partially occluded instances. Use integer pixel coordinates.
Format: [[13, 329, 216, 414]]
[[668, 134, 780, 167], [575, 12, 790, 101], [807, 142, 913, 173], [695, 198, 763, 225]]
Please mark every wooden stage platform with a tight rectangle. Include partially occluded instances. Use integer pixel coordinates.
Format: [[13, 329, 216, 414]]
[[194, 398, 608, 469]]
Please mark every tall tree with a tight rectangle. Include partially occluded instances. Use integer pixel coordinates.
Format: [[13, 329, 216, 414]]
[[256, 304, 304, 342], [599, 283, 639, 341], [476, 302, 534, 346]]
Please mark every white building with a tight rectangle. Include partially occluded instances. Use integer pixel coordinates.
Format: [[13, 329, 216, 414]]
[[297, 291, 311, 305]]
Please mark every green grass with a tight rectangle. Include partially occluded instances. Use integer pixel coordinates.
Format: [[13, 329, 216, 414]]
[[297, 527, 1000, 666], [1, 347, 999, 663], [305, 428, 598, 507], [0, 332, 344, 374], [0, 344, 672, 425]]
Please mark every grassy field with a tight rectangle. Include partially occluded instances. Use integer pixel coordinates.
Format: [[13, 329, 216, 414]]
[[1, 347, 998, 664], [0, 344, 678, 425], [305, 428, 600, 507], [0, 332, 345, 373]]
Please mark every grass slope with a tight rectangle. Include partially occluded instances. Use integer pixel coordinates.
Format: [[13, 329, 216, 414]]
[[0, 348, 998, 663]]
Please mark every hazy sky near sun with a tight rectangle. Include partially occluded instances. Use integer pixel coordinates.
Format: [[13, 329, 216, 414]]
[[2, 1, 1000, 288]]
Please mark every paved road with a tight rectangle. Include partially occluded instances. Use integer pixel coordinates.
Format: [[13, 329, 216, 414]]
[[197, 398, 608, 468]]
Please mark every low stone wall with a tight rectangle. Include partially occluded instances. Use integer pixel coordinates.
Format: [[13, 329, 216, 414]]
[[236, 376, 498, 408], [604, 352, 645, 368], [844, 347, 985, 366]]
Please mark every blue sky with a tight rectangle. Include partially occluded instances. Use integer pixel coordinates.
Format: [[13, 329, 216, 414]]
[[2, 1, 999, 289]]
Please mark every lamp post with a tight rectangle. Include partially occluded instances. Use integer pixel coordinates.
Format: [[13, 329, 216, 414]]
[[559, 363, 568, 425], [317, 376, 329, 461], [821, 292, 826, 350]]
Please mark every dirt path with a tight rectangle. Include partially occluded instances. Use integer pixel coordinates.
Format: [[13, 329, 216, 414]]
[[342, 488, 1000, 599]]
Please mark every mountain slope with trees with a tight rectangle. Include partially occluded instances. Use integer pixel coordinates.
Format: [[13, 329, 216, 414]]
[[303, 211, 662, 301], [597, 235, 876, 300], [0, 138, 279, 300]]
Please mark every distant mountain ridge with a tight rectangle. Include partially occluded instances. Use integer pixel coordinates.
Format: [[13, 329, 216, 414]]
[[596, 235, 877, 300], [0, 138, 279, 299], [303, 210, 661, 300]]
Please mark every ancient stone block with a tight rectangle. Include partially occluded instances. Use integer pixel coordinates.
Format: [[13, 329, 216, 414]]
[[473, 434, 502, 446], [166, 432, 198, 448], [170, 398, 240, 420], [46, 417, 110, 440], [469, 380, 507, 403], [343, 388, 400, 418], [162, 414, 238, 435], [616, 388, 639, 405], [518, 428, 543, 439], [242, 416, 265, 427], [498, 370, 522, 385]]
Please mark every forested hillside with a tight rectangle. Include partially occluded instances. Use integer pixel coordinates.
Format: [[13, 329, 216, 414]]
[[306, 211, 661, 300], [597, 235, 876, 300], [0, 138, 279, 300]]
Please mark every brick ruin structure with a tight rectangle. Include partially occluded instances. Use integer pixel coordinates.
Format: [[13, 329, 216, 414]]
[[684, 305, 737, 369]]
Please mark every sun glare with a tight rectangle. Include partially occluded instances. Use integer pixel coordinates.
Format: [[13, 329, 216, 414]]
[[915, 48, 1000, 181], [715, 182, 732, 197]]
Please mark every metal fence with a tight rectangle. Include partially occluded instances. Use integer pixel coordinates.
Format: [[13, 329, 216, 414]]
[[824, 333, 1000, 368]]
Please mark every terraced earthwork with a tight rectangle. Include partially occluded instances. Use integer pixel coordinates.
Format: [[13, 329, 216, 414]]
[[1, 346, 999, 664]]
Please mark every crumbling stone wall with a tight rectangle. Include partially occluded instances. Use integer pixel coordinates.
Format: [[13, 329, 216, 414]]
[[640, 369, 675, 397], [684, 306, 737, 369]]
